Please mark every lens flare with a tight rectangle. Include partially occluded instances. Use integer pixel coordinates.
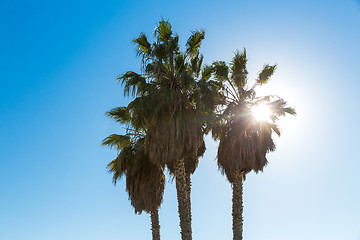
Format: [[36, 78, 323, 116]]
[[252, 103, 271, 121]]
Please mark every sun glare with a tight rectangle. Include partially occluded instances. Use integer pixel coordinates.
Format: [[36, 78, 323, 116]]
[[252, 103, 271, 122]]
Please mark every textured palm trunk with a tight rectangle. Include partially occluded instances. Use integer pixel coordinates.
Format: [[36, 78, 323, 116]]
[[150, 208, 160, 240], [232, 170, 244, 240], [174, 158, 192, 240], [185, 173, 192, 225]]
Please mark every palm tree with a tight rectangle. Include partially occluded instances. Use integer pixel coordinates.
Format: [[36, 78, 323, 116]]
[[103, 107, 165, 240], [117, 19, 221, 240], [212, 49, 296, 240]]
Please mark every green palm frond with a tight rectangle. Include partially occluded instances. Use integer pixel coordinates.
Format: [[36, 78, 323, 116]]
[[133, 32, 151, 58], [102, 134, 131, 150], [186, 30, 205, 59], [213, 61, 229, 81], [126, 96, 156, 131], [230, 49, 248, 88], [116, 71, 148, 97], [201, 65, 213, 80], [152, 42, 167, 61], [106, 144, 134, 184], [106, 107, 131, 124], [190, 54, 203, 77], [256, 64, 277, 85], [107, 159, 125, 184], [174, 53, 186, 74], [168, 34, 180, 55], [155, 18, 172, 42], [145, 61, 168, 79], [180, 72, 195, 93]]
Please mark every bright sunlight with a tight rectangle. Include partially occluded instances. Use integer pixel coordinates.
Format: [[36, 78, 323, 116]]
[[252, 103, 271, 121]]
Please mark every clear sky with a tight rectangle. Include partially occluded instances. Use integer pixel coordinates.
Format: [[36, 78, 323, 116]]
[[1, 0, 360, 239]]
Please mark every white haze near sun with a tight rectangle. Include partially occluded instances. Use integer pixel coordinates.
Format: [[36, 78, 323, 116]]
[[252, 102, 272, 122]]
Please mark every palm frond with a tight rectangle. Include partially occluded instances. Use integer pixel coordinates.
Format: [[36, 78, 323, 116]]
[[230, 48, 248, 88], [267, 122, 281, 136], [201, 65, 213, 80], [174, 53, 186, 75], [116, 71, 147, 97], [106, 107, 131, 124], [269, 99, 297, 117], [107, 159, 125, 184], [133, 32, 151, 58], [155, 18, 172, 43], [212, 61, 229, 81], [256, 64, 277, 85], [102, 134, 131, 150], [186, 29, 205, 59], [190, 54, 203, 77]]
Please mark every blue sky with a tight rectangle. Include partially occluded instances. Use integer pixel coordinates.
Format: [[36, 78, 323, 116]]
[[1, 0, 359, 239]]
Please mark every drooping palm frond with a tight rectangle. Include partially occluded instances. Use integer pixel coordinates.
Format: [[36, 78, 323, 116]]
[[145, 109, 203, 166], [124, 138, 165, 214], [107, 138, 165, 214], [107, 144, 134, 184], [107, 159, 122, 184], [166, 137, 205, 176], [105, 107, 131, 125], [116, 71, 148, 97], [126, 161, 165, 214], [102, 134, 131, 150]]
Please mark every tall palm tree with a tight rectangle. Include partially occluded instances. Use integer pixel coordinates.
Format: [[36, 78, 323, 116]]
[[118, 19, 221, 240], [212, 49, 296, 240], [103, 107, 165, 240]]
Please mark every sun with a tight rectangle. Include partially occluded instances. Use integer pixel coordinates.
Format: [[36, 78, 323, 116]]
[[252, 103, 271, 121]]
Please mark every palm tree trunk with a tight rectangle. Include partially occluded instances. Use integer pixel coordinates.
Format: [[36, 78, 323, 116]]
[[150, 208, 160, 240], [174, 158, 192, 240], [185, 173, 192, 226], [232, 170, 244, 240]]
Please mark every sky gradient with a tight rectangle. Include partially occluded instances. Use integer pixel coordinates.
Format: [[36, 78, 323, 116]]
[[1, 0, 360, 239]]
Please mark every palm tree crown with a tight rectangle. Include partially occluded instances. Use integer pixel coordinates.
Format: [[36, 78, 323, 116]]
[[105, 137, 165, 215], [118, 19, 220, 165], [212, 49, 295, 182]]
